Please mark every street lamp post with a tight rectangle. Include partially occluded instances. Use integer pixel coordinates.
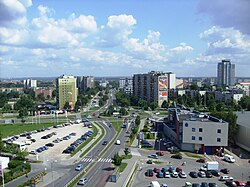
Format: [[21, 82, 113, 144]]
[[157, 139, 162, 151], [47, 160, 57, 187]]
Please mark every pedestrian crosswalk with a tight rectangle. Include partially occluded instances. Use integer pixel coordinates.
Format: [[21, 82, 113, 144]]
[[81, 157, 112, 163]]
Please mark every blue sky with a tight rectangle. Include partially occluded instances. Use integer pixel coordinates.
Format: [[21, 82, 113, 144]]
[[0, 0, 250, 78]]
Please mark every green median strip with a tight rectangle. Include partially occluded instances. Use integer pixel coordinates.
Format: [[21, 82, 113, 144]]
[[79, 122, 105, 158], [67, 121, 123, 187], [119, 162, 128, 173]]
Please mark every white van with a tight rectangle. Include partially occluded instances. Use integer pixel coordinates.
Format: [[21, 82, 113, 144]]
[[224, 154, 235, 163], [149, 181, 160, 187], [116, 139, 121, 145]]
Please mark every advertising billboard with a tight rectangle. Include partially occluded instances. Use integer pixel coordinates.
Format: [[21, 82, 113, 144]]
[[158, 77, 168, 91]]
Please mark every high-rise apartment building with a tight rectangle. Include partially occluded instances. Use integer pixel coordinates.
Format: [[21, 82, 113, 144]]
[[217, 59, 235, 86], [76, 76, 94, 91], [56, 75, 78, 109], [133, 71, 176, 106], [23, 79, 37, 89], [119, 77, 133, 94]]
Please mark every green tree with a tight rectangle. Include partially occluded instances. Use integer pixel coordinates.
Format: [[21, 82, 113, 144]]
[[135, 115, 141, 126], [37, 93, 45, 102], [238, 96, 250, 110], [18, 107, 28, 120], [138, 99, 148, 110], [216, 102, 225, 112], [119, 107, 127, 116], [124, 148, 130, 156], [0, 133, 4, 153], [189, 84, 199, 90], [149, 102, 158, 111], [52, 90, 56, 98], [16, 148, 29, 160], [112, 152, 122, 166], [63, 102, 71, 110], [161, 100, 169, 108], [74, 99, 82, 111], [15, 94, 35, 110]]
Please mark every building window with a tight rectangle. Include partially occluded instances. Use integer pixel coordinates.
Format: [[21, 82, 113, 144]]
[[192, 136, 195, 140], [217, 129, 221, 133], [192, 128, 195, 132], [217, 138, 221, 142], [199, 128, 203, 132], [199, 137, 202, 141]]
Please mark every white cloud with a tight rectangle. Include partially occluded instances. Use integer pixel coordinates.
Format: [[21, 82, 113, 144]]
[[170, 43, 194, 53], [0, 0, 31, 27], [96, 14, 136, 47], [200, 26, 250, 55]]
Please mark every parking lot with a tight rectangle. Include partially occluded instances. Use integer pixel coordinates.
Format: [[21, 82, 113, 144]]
[[15, 122, 92, 161], [132, 147, 250, 187]]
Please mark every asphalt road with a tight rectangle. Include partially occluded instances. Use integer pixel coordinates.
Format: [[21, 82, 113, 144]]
[[82, 125, 130, 187], [44, 120, 116, 187]]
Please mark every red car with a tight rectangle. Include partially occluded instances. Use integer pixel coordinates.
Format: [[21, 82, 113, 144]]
[[176, 166, 182, 172], [153, 168, 161, 173], [156, 151, 164, 156], [235, 180, 246, 186], [196, 158, 206, 163]]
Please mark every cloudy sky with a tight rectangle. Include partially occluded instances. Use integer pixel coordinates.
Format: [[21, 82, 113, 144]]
[[0, 0, 249, 78]]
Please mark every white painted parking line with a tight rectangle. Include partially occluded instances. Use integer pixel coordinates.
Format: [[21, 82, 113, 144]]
[[97, 158, 101, 162]]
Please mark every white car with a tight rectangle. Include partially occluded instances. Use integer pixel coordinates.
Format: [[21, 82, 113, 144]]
[[198, 171, 206, 178], [164, 172, 171, 178], [179, 171, 187, 178], [224, 154, 235, 163], [78, 178, 88, 185], [171, 171, 178, 178], [148, 154, 158, 159], [219, 175, 234, 181], [29, 150, 37, 155]]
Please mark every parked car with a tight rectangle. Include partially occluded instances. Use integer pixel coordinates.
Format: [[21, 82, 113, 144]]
[[157, 172, 164, 178], [164, 172, 171, 178], [208, 183, 218, 187], [145, 169, 153, 177], [156, 151, 164, 156], [171, 172, 178, 178], [220, 168, 230, 174], [197, 158, 206, 163], [148, 154, 158, 159], [198, 171, 206, 178], [45, 143, 54, 147], [219, 175, 233, 181], [75, 164, 83, 171], [179, 171, 187, 178], [192, 184, 201, 187], [29, 150, 37, 155], [234, 180, 246, 186], [201, 182, 209, 187], [153, 168, 161, 173], [225, 181, 237, 187], [176, 166, 182, 172], [161, 184, 168, 187], [205, 171, 213, 178], [211, 170, 220, 177], [78, 178, 88, 185], [190, 171, 198, 178], [171, 154, 182, 159]]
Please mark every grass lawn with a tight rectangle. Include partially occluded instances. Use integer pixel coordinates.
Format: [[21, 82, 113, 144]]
[[0, 123, 53, 138], [107, 118, 123, 132], [119, 162, 128, 173], [122, 154, 132, 159], [153, 161, 164, 164], [184, 152, 204, 158]]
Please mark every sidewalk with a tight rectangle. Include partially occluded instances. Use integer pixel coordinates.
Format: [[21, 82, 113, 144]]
[[131, 118, 145, 148], [105, 155, 139, 187]]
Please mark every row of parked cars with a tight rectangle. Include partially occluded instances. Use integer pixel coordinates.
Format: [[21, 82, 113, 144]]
[[62, 130, 94, 154]]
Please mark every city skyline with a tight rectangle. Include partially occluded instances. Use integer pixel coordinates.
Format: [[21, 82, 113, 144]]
[[0, 0, 250, 78]]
